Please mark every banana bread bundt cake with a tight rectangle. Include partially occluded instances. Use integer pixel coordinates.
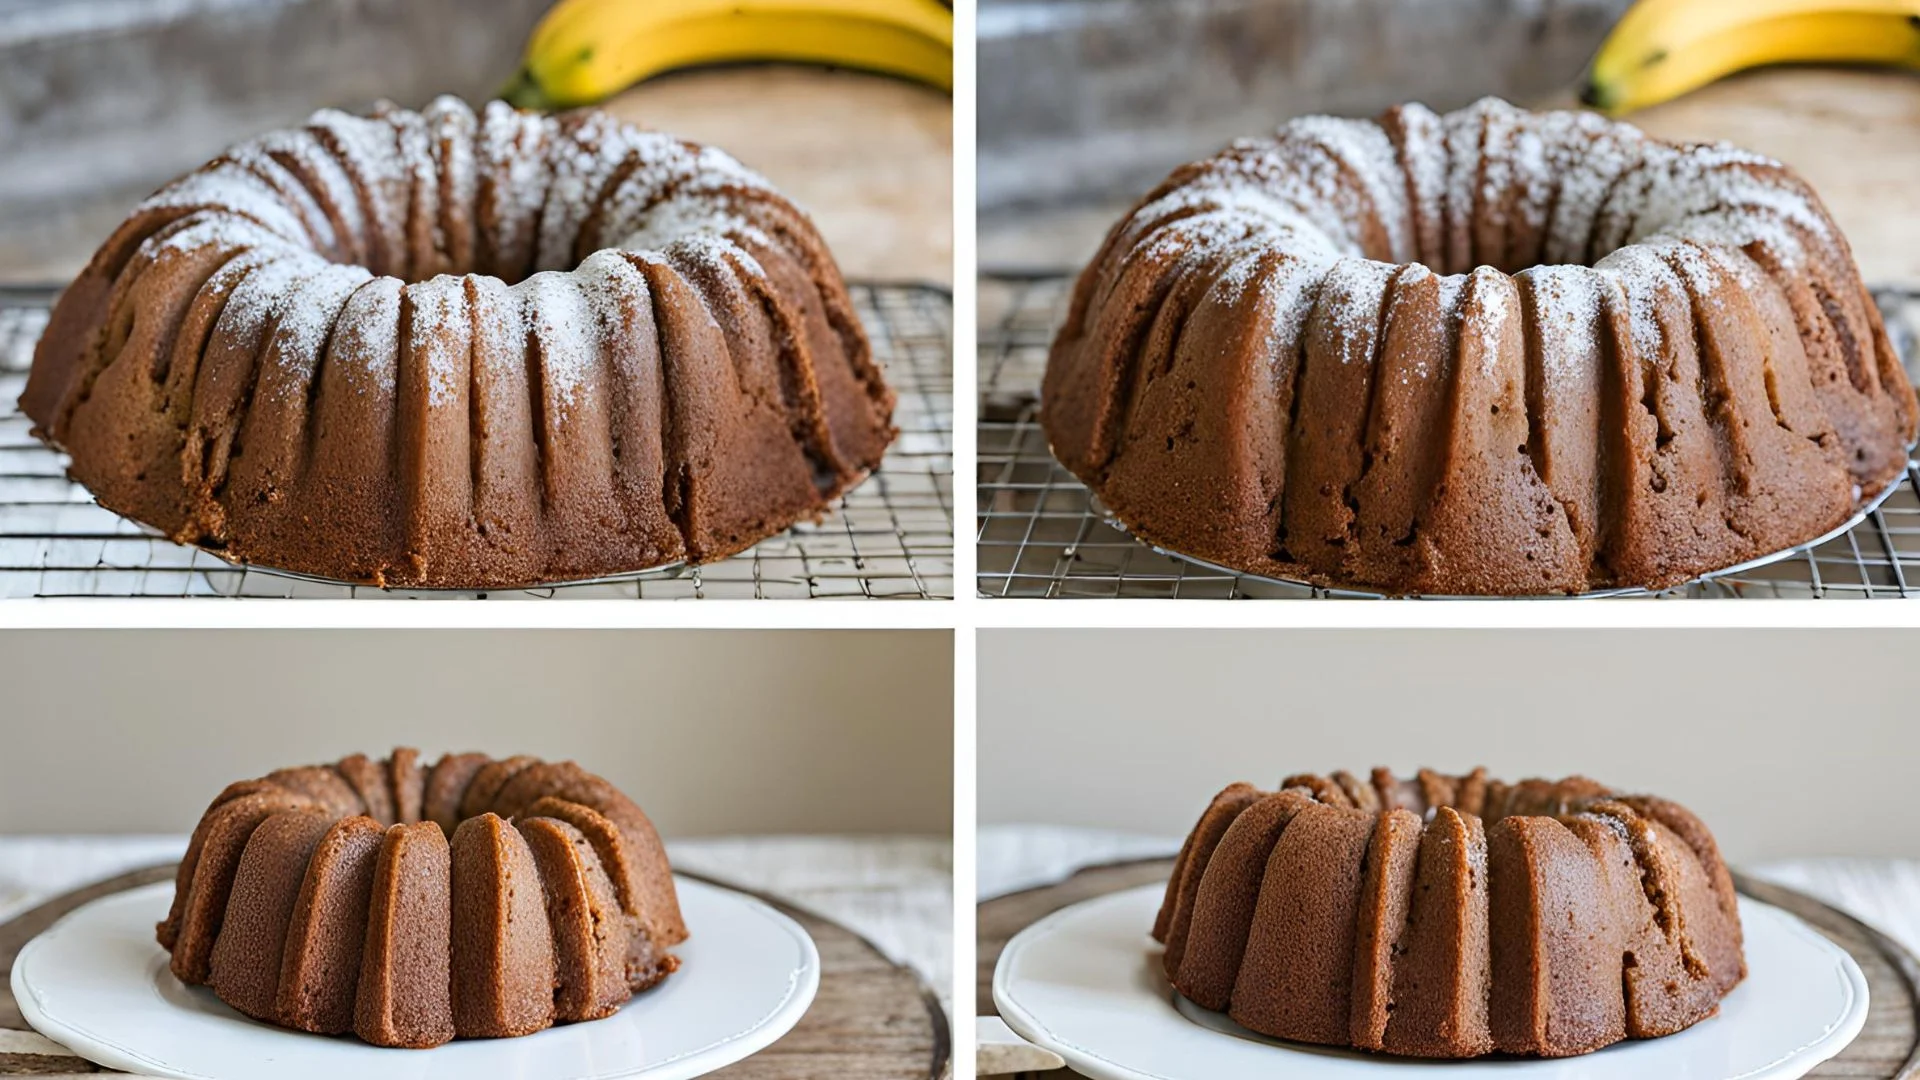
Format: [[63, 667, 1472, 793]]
[[163, 749, 685, 1048], [1156, 768, 1743, 1058], [1045, 97, 1917, 595], [21, 97, 896, 589]]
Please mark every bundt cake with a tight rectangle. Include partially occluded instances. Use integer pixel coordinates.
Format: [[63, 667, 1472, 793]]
[[1045, 97, 1918, 595], [21, 97, 896, 589], [1155, 768, 1744, 1058], [162, 749, 686, 1048]]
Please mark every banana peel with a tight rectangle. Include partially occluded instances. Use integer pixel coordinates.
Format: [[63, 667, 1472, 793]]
[[503, 0, 953, 110], [1582, 0, 1920, 115]]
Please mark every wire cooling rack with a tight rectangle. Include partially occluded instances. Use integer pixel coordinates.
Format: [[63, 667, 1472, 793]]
[[979, 272, 1920, 598], [0, 282, 952, 599]]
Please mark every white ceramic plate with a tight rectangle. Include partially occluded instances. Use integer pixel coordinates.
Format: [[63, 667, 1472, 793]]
[[12, 876, 818, 1080], [995, 883, 1868, 1080]]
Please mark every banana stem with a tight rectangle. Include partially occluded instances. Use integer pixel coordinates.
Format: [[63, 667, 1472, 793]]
[[499, 68, 554, 111]]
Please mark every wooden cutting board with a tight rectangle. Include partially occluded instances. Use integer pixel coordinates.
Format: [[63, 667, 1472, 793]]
[[977, 858, 1920, 1079], [606, 66, 953, 285], [0, 865, 950, 1079]]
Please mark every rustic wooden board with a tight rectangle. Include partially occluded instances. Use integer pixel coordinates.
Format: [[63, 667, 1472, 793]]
[[977, 858, 1920, 1079], [0, 865, 949, 1079]]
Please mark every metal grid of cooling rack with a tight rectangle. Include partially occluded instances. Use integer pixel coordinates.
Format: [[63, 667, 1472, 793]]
[[0, 282, 951, 599], [978, 271, 1920, 598]]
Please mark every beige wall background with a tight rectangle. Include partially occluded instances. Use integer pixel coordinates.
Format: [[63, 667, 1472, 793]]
[[980, 629, 1918, 863], [0, 630, 952, 837]]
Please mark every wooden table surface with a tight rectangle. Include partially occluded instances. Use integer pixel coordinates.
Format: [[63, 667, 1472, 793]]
[[606, 66, 953, 285]]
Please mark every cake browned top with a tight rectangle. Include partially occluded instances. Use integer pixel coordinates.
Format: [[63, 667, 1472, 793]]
[[1155, 767, 1745, 1059], [1044, 98, 1917, 595], [20, 98, 897, 589], [164, 750, 684, 1049]]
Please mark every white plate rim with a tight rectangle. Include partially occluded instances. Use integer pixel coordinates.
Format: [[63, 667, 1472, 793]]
[[12, 876, 820, 1080], [994, 883, 1870, 1080]]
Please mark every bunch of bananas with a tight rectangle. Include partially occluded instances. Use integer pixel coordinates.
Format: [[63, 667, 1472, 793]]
[[503, 0, 953, 110], [1584, 0, 1920, 114]]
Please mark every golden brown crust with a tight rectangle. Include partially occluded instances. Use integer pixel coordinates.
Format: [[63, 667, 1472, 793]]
[[164, 751, 683, 1047], [21, 98, 895, 589], [1162, 768, 1743, 1060], [1046, 99, 1917, 595]]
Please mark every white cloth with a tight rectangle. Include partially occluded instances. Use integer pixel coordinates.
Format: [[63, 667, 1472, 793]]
[[669, 834, 952, 1008], [0, 833, 953, 1010], [977, 824, 1179, 900], [1746, 856, 1920, 960]]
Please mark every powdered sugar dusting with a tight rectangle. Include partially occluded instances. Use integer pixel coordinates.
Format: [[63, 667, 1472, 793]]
[[619, 190, 776, 256], [329, 277, 402, 396], [146, 209, 293, 261], [403, 275, 467, 409], [1519, 264, 1603, 381], [1474, 100, 1525, 259], [1391, 103, 1448, 267], [138, 162, 313, 246], [1441, 100, 1491, 272], [571, 248, 652, 370], [1536, 111, 1637, 265], [1504, 121, 1551, 246], [260, 262, 371, 400], [385, 106, 442, 270], [306, 107, 407, 263], [1284, 115, 1412, 261], [536, 110, 643, 270], [219, 144, 339, 254], [611, 146, 782, 254], [1103, 79, 1853, 399], [1464, 267, 1513, 374], [591, 138, 702, 243], [667, 232, 770, 286], [516, 270, 598, 418], [1254, 252, 1336, 360], [275, 262, 372, 359], [1314, 258, 1396, 364], [253, 127, 369, 260], [1595, 244, 1687, 362], [212, 252, 329, 351], [1207, 250, 1268, 308], [479, 100, 554, 273], [117, 96, 820, 316], [1127, 201, 1334, 309]]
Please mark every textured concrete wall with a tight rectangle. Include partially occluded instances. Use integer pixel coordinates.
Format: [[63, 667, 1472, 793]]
[[0, 0, 550, 278], [978, 0, 1632, 210]]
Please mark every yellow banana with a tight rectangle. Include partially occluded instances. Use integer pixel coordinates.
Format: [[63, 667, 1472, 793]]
[[503, 0, 953, 109], [1583, 0, 1920, 115]]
